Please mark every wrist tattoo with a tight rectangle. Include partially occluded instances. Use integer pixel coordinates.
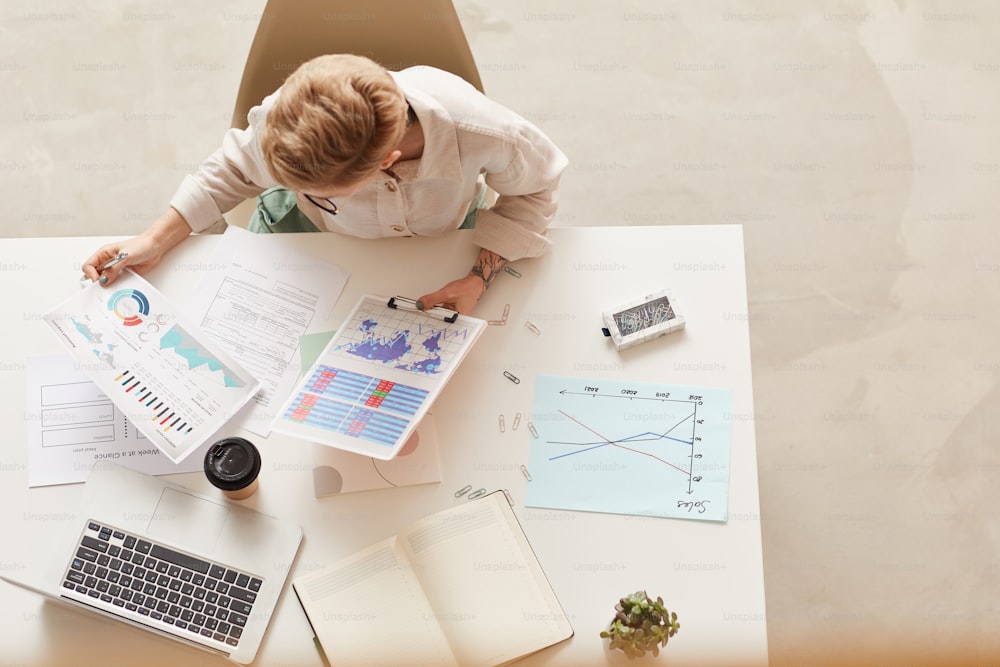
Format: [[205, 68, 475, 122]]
[[470, 250, 506, 295]]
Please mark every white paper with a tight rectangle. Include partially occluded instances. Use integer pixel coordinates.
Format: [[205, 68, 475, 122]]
[[25, 354, 208, 487], [188, 226, 349, 436], [43, 271, 260, 463]]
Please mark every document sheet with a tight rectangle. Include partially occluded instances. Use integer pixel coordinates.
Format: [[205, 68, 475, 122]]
[[25, 353, 206, 486], [188, 226, 348, 436]]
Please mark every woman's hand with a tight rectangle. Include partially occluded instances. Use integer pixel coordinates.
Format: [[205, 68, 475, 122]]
[[416, 273, 489, 315], [416, 248, 507, 315], [81, 235, 166, 285]]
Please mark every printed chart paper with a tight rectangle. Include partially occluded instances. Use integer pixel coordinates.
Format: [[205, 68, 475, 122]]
[[526, 375, 734, 522], [25, 354, 207, 486], [298, 331, 442, 496], [273, 295, 485, 460], [43, 271, 260, 463]]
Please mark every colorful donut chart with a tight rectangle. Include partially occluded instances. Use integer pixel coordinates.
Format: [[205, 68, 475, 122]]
[[107, 289, 150, 326]]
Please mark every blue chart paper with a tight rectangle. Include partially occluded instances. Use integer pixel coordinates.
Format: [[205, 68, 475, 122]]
[[525, 375, 734, 522]]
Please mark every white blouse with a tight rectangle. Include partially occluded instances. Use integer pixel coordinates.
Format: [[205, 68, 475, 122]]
[[169, 66, 568, 261]]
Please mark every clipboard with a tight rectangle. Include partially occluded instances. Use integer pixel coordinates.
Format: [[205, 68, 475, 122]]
[[271, 294, 486, 459], [387, 295, 459, 323]]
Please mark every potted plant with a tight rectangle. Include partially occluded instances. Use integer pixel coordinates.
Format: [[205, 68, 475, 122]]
[[600, 591, 680, 658]]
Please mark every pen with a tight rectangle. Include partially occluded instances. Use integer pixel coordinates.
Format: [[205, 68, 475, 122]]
[[100, 252, 129, 271], [80, 252, 128, 285]]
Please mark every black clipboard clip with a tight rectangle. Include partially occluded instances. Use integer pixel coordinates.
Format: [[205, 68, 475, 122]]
[[387, 296, 459, 323]]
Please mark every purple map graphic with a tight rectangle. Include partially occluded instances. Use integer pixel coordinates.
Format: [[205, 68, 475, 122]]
[[336, 318, 447, 375]]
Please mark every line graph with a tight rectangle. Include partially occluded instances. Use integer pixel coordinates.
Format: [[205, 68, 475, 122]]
[[525, 375, 733, 522], [547, 408, 694, 476]]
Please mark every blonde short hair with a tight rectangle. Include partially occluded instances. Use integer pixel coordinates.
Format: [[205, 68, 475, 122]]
[[260, 54, 408, 191]]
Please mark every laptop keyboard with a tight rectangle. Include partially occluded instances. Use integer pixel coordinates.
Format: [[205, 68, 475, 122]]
[[61, 520, 263, 650]]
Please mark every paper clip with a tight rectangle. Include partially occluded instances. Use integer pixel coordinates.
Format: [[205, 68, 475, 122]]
[[455, 484, 472, 498], [488, 303, 511, 326], [528, 421, 539, 438], [520, 465, 532, 481], [503, 371, 520, 384], [504, 266, 522, 278], [503, 488, 515, 506], [512, 412, 521, 430], [498, 414, 506, 432], [468, 488, 487, 500], [525, 320, 541, 335]]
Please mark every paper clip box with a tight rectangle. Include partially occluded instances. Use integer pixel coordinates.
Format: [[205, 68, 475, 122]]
[[601, 288, 685, 351]]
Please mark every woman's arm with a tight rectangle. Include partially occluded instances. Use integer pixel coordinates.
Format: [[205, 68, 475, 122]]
[[81, 207, 193, 286]]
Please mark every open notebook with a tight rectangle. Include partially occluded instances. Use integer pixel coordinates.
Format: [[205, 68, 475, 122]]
[[293, 491, 573, 666]]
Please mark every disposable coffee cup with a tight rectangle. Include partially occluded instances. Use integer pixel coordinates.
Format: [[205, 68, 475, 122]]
[[204, 437, 261, 500]]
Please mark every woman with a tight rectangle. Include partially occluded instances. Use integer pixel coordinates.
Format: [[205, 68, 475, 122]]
[[82, 54, 568, 314]]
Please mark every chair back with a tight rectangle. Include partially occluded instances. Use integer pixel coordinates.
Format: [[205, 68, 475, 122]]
[[231, 0, 483, 129]]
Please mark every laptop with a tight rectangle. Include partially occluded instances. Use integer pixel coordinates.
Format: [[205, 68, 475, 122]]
[[1, 461, 302, 664]]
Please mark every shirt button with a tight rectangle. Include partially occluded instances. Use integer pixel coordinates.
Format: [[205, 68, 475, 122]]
[[391, 225, 405, 233], [386, 181, 398, 192]]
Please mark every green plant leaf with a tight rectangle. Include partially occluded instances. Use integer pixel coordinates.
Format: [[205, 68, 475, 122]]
[[602, 591, 680, 658]]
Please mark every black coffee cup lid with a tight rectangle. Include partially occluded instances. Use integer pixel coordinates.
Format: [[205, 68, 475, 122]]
[[204, 437, 261, 491]]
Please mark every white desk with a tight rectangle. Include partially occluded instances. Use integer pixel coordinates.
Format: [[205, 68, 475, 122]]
[[0, 226, 767, 666]]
